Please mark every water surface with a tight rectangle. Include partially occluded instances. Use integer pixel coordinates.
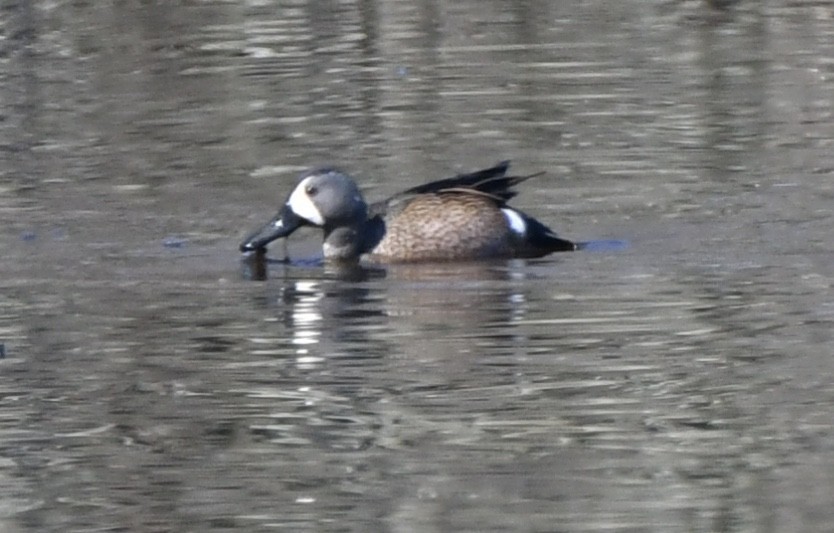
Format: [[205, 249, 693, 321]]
[[2, 1, 834, 532]]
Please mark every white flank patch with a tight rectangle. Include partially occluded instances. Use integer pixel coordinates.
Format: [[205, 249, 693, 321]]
[[287, 177, 324, 225], [502, 208, 527, 236]]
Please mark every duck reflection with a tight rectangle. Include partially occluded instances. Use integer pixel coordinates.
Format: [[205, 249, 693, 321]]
[[241, 251, 539, 368]]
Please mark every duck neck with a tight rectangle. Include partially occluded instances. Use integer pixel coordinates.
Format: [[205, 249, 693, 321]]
[[322, 217, 384, 261], [322, 224, 364, 261]]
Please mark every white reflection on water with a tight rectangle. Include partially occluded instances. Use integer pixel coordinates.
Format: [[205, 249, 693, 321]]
[[286, 279, 327, 368]]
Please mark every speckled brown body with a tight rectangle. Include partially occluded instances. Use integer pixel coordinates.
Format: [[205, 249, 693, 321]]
[[369, 194, 512, 262]]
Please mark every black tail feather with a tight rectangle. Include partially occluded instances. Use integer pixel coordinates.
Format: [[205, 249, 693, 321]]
[[520, 213, 576, 255]]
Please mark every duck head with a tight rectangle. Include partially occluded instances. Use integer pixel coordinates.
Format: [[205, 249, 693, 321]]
[[240, 168, 368, 253]]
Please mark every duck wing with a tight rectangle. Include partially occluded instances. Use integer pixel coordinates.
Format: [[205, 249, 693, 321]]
[[370, 161, 540, 217]]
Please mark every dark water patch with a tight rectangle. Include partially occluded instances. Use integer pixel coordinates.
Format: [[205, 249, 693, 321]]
[[162, 235, 188, 249]]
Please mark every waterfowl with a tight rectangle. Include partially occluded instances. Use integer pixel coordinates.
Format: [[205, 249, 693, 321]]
[[239, 161, 575, 262]]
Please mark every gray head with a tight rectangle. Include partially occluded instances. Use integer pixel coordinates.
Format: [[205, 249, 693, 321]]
[[239, 167, 369, 253]]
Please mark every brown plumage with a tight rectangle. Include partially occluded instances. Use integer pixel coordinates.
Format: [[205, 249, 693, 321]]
[[369, 194, 512, 261]]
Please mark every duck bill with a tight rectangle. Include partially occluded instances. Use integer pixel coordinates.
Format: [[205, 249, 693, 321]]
[[239, 204, 305, 252]]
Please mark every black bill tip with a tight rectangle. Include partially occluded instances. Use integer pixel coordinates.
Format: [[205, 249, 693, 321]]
[[239, 205, 305, 253]]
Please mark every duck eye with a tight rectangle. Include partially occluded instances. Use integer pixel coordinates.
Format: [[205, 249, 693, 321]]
[[306, 185, 318, 196]]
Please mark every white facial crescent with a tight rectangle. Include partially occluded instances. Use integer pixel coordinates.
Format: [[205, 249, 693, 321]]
[[287, 177, 325, 226]]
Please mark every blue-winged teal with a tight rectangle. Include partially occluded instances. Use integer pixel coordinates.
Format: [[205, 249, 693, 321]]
[[239, 161, 576, 262]]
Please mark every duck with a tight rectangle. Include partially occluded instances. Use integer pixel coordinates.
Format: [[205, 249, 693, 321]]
[[239, 161, 576, 263]]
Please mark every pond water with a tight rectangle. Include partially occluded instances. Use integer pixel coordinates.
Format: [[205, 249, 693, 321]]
[[2, 1, 834, 531]]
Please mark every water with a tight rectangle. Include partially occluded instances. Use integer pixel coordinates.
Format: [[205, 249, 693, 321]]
[[2, 1, 834, 531]]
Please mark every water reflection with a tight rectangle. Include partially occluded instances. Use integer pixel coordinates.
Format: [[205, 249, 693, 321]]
[[242, 254, 543, 369]]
